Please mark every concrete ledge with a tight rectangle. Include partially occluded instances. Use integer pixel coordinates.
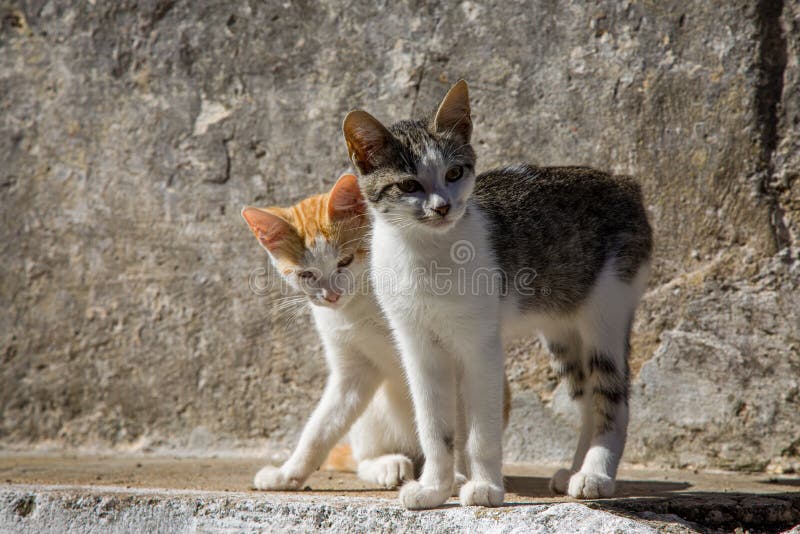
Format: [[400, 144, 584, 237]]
[[1, 454, 799, 532], [1, 485, 666, 534]]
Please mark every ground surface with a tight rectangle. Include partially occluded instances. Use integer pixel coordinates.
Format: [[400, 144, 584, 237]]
[[1, 454, 798, 533]]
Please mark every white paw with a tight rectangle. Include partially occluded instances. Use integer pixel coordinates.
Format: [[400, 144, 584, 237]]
[[549, 468, 573, 494], [567, 471, 615, 499], [399, 480, 451, 510], [459, 480, 505, 507], [253, 465, 303, 491], [358, 454, 414, 489], [452, 472, 468, 496]]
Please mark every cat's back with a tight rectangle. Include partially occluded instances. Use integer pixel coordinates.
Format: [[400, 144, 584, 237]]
[[472, 164, 652, 312], [474, 164, 644, 215]]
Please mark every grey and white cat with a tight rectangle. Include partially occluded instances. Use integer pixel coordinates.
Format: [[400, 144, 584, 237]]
[[343, 81, 653, 509]]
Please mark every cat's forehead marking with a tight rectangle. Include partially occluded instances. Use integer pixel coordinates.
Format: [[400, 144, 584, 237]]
[[417, 141, 446, 186], [302, 235, 338, 269], [421, 141, 443, 167], [309, 234, 329, 254], [315, 234, 332, 252]]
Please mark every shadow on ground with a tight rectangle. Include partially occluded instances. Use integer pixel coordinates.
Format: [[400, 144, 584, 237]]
[[763, 477, 800, 487], [506, 474, 692, 498], [506, 474, 800, 533]]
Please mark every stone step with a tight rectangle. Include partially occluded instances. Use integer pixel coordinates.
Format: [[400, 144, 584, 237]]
[[1, 485, 668, 534], [1, 454, 799, 533]]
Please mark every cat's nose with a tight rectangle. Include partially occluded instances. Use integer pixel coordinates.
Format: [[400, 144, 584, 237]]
[[432, 204, 450, 217], [323, 292, 340, 303]]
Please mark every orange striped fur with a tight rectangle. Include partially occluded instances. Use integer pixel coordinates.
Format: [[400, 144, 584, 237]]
[[242, 175, 368, 275], [268, 192, 334, 245]]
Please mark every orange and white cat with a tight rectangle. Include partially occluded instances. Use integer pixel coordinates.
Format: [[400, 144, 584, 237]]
[[242, 174, 511, 491], [242, 174, 420, 490]]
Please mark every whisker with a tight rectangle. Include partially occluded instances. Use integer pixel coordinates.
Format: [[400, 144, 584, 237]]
[[272, 296, 308, 313], [273, 300, 304, 310], [275, 301, 309, 323], [340, 235, 367, 248]]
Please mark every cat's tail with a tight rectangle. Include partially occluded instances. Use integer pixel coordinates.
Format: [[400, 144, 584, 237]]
[[321, 443, 357, 472]]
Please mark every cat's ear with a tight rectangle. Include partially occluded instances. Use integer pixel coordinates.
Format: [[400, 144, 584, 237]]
[[241, 207, 296, 253], [432, 79, 472, 143], [328, 174, 365, 221], [342, 110, 393, 174]]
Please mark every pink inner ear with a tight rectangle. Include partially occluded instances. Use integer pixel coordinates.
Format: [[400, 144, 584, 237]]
[[328, 174, 365, 220], [241, 207, 290, 250]]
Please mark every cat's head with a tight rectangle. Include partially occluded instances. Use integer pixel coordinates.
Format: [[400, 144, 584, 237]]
[[342, 80, 476, 234], [241, 174, 368, 309]]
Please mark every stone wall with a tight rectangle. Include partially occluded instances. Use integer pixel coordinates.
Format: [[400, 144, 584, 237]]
[[1, 0, 797, 470]]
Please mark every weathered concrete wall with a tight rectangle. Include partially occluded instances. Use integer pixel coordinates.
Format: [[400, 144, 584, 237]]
[[1, 1, 797, 470]]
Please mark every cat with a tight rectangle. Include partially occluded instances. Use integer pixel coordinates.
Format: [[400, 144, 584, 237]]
[[342, 80, 653, 509], [242, 174, 419, 490], [242, 174, 513, 491]]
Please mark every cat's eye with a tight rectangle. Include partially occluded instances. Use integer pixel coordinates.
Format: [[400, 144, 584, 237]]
[[445, 166, 464, 183], [298, 271, 317, 281], [396, 179, 423, 193], [337, 255, 354, 268]]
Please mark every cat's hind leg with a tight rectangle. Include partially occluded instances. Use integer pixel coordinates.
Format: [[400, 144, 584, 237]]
[[565, 267, 644, 499], [566, 341, 629, 499], [349, 383, 419, 489], [544, 333, 593, 495], [566, 349, 628, 499], [357, 455, 415, 489]]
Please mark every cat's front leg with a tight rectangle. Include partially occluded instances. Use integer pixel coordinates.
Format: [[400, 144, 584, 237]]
[[254, 351, 381, 491], [456, 330, 505, 507], [395, 329, 457, 510], [453, 377, 470, 494]]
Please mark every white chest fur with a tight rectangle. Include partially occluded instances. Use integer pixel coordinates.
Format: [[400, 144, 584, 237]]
[[311, 292, 399, 374], [370, 205, 502, 334]]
